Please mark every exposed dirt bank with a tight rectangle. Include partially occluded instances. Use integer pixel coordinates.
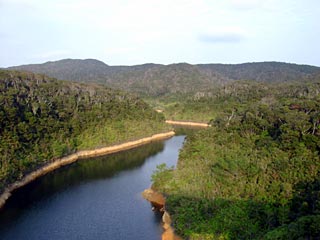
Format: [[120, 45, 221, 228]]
[[142, 188, 182, 240], [165, 120, 210, 128], [142, 188, 166, 211], [0, 131, 175, 210], [162, 211, 182, 240]]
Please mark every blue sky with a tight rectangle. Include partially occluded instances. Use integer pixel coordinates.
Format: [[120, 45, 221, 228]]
[[1, 0, 319, 67]]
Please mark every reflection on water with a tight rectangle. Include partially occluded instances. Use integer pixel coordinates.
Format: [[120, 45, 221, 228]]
[[0, 141, 164, 223], [174, 125, 204, 136], [0, 136, 185, 240]]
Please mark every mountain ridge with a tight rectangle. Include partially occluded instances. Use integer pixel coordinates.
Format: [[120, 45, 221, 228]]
[[8, 59, 320, 96]]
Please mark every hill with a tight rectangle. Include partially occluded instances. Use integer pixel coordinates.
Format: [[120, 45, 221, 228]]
[[0, 70, 168, 193], [198, 61, 319, 82], [162, 76, 320, 122], [9, 59, 111, 83], [8, 59, 320, 97]]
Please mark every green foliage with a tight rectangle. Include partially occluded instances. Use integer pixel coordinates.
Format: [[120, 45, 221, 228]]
[[263, 215, 320, 239], [0, 70, 169, 193], [151, 163, 174, 192], [161, 79, 320, 123], [153, 79, 320, 239]]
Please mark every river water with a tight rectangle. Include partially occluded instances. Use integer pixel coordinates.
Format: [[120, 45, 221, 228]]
[[0, 135, 185, 240]]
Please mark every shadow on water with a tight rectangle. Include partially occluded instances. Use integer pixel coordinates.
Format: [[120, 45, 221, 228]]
[[0, 141, 164, 226]]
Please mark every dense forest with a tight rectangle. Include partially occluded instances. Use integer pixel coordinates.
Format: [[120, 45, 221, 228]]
[[0, 70, 168, 194], [152, 79, 320, 239], [3, 61, 320, 239], [8, 59, 320, 97], [161, 78, 320, 122]]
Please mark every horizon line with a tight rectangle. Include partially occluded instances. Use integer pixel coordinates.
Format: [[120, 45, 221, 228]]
[[3, 58, 320, 68]]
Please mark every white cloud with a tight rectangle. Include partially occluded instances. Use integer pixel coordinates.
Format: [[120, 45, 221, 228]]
[[198, 27, 247, 43], [199, 32, 244, 43]]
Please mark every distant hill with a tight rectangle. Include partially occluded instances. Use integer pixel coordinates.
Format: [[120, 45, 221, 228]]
[[9, 59, 111, 83], [8, 59, 320, 96], [198, 62, 320, 82]]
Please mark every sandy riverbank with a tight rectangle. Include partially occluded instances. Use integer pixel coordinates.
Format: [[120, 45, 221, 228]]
[[165, 120, 210, 127], [0, 131, 175, 210]]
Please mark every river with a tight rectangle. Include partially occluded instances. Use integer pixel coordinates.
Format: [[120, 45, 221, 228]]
[[0, 135, 185, 240]]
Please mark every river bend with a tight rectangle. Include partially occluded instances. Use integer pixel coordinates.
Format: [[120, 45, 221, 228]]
[[0, 136, 185, 240]]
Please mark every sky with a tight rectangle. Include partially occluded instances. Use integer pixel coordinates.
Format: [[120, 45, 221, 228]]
[[0, 0, 319, 67]]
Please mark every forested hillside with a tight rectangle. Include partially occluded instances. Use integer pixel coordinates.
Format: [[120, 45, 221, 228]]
[[162, 78, 320, 122], [152, 79, 320, 239], [9, 59, 320, 97], [9, 59, 111, 83], [0, 70, 168, 193], [198, 62, 319, 82]]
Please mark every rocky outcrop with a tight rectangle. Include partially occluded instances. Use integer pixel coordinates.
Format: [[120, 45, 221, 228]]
[[0, 131, 175, 210], [142, 188, 182, 240], [142, 188, 166, 211], [165, 120, 210, 128]]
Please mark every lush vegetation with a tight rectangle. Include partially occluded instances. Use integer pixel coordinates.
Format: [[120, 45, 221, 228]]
[[0, 70, 169, 193], [160, 79, 320, 122], [152, 79, 320, 239], [4, 61, 320, 238], [10, 59, 320, 97]]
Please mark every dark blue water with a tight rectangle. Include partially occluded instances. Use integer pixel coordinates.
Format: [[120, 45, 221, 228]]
[[0, 136, 185, 240]]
